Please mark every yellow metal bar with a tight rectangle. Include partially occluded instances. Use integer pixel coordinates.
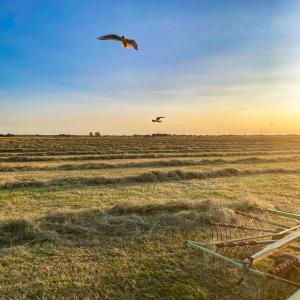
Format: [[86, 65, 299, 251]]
[[248, 229, 300, 264]]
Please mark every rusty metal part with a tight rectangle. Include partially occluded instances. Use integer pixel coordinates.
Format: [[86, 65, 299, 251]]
[[269, 252, 296, 262], [269, 254, 300, 275], [216, 240, 274, 248], [288, 245, 300, 251]]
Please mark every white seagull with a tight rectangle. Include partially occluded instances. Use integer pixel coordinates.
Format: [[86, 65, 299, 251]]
[[152, 117, 165, 123]]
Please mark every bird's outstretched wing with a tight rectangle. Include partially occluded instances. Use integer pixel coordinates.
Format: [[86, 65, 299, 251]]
[[156, 116, 165, 121], [126, 39, 139, 50], [97, 34, 122, 41]]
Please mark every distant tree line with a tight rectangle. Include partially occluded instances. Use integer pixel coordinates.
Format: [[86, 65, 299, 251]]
[[0, 133, 16, 137]]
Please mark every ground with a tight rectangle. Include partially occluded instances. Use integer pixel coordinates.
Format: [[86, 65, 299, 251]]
[[0, 135, 299, 299]]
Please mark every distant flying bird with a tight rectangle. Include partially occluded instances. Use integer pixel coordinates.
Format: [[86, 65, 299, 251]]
[[97, 34, 139, 50], [269, 123, 275, 126], [152, 117, 165, 123]]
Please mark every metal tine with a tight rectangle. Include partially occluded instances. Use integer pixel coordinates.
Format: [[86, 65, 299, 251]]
[[233, 245, 241, 259], [218, 225, 223, 241], [240, 228, 246, 239], [209, 225, 214, 243], [224, 226, 229, 241], [230, 226, 238, 239], [242, 245, 252, 258], [239, 244, 248, 259], [216, 245, 222, 256], [219, 226, 224, 242], [235, 210, 289, 229], [229, 245, 237, 259], [223, 245, 231, 258], [235, 227, 240, 240], [221, 226, 227, 242], [218, 226, 223, 242], [229, 227, 233, 241], [215, 224, 219, 242]]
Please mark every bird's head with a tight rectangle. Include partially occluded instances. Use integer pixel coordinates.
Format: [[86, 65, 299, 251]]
[[121, 35, 125, 39]]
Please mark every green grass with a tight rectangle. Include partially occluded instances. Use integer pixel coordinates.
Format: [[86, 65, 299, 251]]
[[0, 135, 299, 299]]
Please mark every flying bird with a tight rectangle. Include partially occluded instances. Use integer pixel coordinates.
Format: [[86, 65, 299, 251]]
[[97, 34, 139, 50], [152, 117, 165, 123]]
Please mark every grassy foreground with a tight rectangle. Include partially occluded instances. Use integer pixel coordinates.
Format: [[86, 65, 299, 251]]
[[0, 135, 299, 299]]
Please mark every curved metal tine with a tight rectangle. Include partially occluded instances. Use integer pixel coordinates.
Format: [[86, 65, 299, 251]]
[[241, 245, 249, 259], [224, 226, 228, 241], [233, 245, 241, 259], [209, 225, 214, 243], [215, 224, 219, 242], [248, 229, 253, 237], [231, 227, 235, 241], [241, 228, 247, 238], [239, 244, 248, 259], [244, 245, 254, 259], [220, 226, 226, 242], [218, 225, 223, 242], [234, 227, 239, 240], [225, 244, 234, 259], [217, 245, 224, 258], [238, 228, 243, 239], [230, 227, 234, 241]]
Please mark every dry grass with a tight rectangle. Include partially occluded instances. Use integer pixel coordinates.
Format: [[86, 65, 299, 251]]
[[0, 135, 299, 299]]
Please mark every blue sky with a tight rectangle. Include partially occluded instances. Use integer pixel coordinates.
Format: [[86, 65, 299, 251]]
[[0, 0, 299, 134]]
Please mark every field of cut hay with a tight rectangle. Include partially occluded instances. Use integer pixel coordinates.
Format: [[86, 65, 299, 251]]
[[0, 135, 299, 299]]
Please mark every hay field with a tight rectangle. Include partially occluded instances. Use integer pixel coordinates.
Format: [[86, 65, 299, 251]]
[[0, 135, 299, 299]]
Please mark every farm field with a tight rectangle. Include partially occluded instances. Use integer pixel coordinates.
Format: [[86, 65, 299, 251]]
[[0, 135, 299, 299]]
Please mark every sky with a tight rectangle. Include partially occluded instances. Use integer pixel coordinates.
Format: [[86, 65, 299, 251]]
[[0, 0, 300, 135]]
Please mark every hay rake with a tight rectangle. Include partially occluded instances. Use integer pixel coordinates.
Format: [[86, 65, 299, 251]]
[[186, 208, 300, 291]]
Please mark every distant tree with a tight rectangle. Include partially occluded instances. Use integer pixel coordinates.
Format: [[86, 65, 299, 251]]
[[94, 132, 101, 137], [89, 132, 93, 137]]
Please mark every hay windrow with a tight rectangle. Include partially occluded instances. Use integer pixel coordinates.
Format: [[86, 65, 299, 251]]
[[1, 167, 300, 190], [1, 156, 300, 173], [2, 150, 300, 163]]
